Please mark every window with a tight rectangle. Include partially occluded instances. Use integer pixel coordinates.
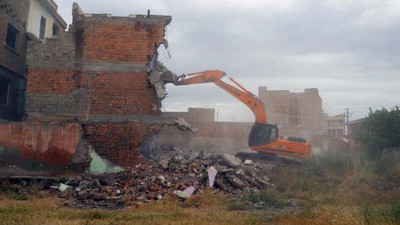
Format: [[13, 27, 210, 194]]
[[39, 16, 46, 39], [249, 123, 279, 146], [5, 23, 18, 50], [52, 23, 59, 36], [0, 78, 10, 105]]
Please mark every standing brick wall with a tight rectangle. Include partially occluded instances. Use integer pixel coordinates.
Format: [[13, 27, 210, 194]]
[[25, 3, 171, 166], [84, 122, 162, 166], [82, 21, 166, 63], [88, 73, 159, 115]]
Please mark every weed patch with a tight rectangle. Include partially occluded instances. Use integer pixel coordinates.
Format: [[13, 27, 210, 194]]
[[362, 203, 400, 225], [245, 190, 291, 208]]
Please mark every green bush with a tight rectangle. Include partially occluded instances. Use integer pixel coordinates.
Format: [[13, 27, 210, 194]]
[[355, 107, 400, 160], [364, 158, 400, 180], [306, 150, 356, 177]]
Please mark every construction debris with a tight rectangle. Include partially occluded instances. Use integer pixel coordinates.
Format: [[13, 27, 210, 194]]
[[53, 146, 274, 208], [0, 143, 275, 209]]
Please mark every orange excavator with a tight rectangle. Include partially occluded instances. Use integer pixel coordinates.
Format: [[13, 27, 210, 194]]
[[174, 70, 311, 158]]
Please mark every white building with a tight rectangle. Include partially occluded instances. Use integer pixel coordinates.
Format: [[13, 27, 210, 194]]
[[27, 0, 67, 39]]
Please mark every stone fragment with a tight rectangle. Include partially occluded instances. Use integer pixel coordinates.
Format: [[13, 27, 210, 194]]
[[228, 175, 245, 188], [175, 186, 195, 199], [207, 166, 218, 188], [158, 157, 170, 169], [59, 183, 72, 192], [221, 154, 242, 167], [188, 152, 199, 161], [244, 159, 253, 165]]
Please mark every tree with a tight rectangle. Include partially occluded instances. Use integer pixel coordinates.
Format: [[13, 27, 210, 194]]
[[355, 106, 400, 160]]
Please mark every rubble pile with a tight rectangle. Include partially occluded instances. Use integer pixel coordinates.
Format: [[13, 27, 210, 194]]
[[57, 146, 274, 208]]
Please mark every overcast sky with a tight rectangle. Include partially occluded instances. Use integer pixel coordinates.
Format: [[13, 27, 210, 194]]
[[56, 0, 400, 122]]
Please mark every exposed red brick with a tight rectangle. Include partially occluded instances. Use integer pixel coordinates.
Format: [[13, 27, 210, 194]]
[[83, 22, 166, 63], [27, 68, 81, 94], [84, 122, 162, 166], [88, 73, 160, 115]]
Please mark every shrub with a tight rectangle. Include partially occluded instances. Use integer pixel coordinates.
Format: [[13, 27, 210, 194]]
[[355, 107, 400, 160], [306, 150, 356, 177]]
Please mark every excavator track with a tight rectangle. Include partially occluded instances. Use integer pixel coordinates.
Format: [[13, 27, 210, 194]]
[[236, 150, 302, 165]]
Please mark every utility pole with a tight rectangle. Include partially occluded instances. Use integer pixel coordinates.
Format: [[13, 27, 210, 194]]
[[344, 108, 353, 151], [344, 108, 352, 126]]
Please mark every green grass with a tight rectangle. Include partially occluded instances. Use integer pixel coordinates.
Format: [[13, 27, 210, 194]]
[[362, 202, 400, 225], [244, 190, 291, 208], [0, 193, 269, 225], [226, 199, 249, 211]]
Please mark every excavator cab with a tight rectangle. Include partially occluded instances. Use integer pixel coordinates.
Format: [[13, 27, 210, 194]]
[[248, 123, 279, 146]]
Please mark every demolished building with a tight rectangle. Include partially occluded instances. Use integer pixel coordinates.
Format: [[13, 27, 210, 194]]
[[159, 108, 252, 154], [0, 3, 179, 176]]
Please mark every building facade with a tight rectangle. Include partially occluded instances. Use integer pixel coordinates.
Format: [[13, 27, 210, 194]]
[[27, 0, 67, 39], [0, 0, 66, 121], [325, 114, 345, 137], [348, 118, 365, 154], [258, 86, 324, 141], [0, 0, 30, 120]]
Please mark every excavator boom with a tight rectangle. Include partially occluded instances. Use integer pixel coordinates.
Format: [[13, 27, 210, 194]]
[[175, 70, 311, 158], [177, 70, 267, 123]]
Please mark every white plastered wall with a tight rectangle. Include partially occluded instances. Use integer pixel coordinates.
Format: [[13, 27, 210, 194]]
[[27, 0, 56, 39]]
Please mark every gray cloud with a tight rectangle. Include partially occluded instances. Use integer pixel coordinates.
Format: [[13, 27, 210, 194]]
[[56, 0, 400, 121]]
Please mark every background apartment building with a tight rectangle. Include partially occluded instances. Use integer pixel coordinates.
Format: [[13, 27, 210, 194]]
[[27, 0, 66, 40], [325, 114, 345, 137], [258, 86, 324, 141], [0, 0, 29, 120]]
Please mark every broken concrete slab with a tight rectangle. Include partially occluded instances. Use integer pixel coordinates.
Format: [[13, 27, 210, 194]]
[[175, 186, 195, 199], [89, 149, 124, 175], [207, 166, 218, 188], [58, 183, 73, 198], [228, 175, 246, 189], [174, 117, 199, 134], [59, 183, 72, 192], [221, 154, 242, 168], [244, 159, 253, 165]]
